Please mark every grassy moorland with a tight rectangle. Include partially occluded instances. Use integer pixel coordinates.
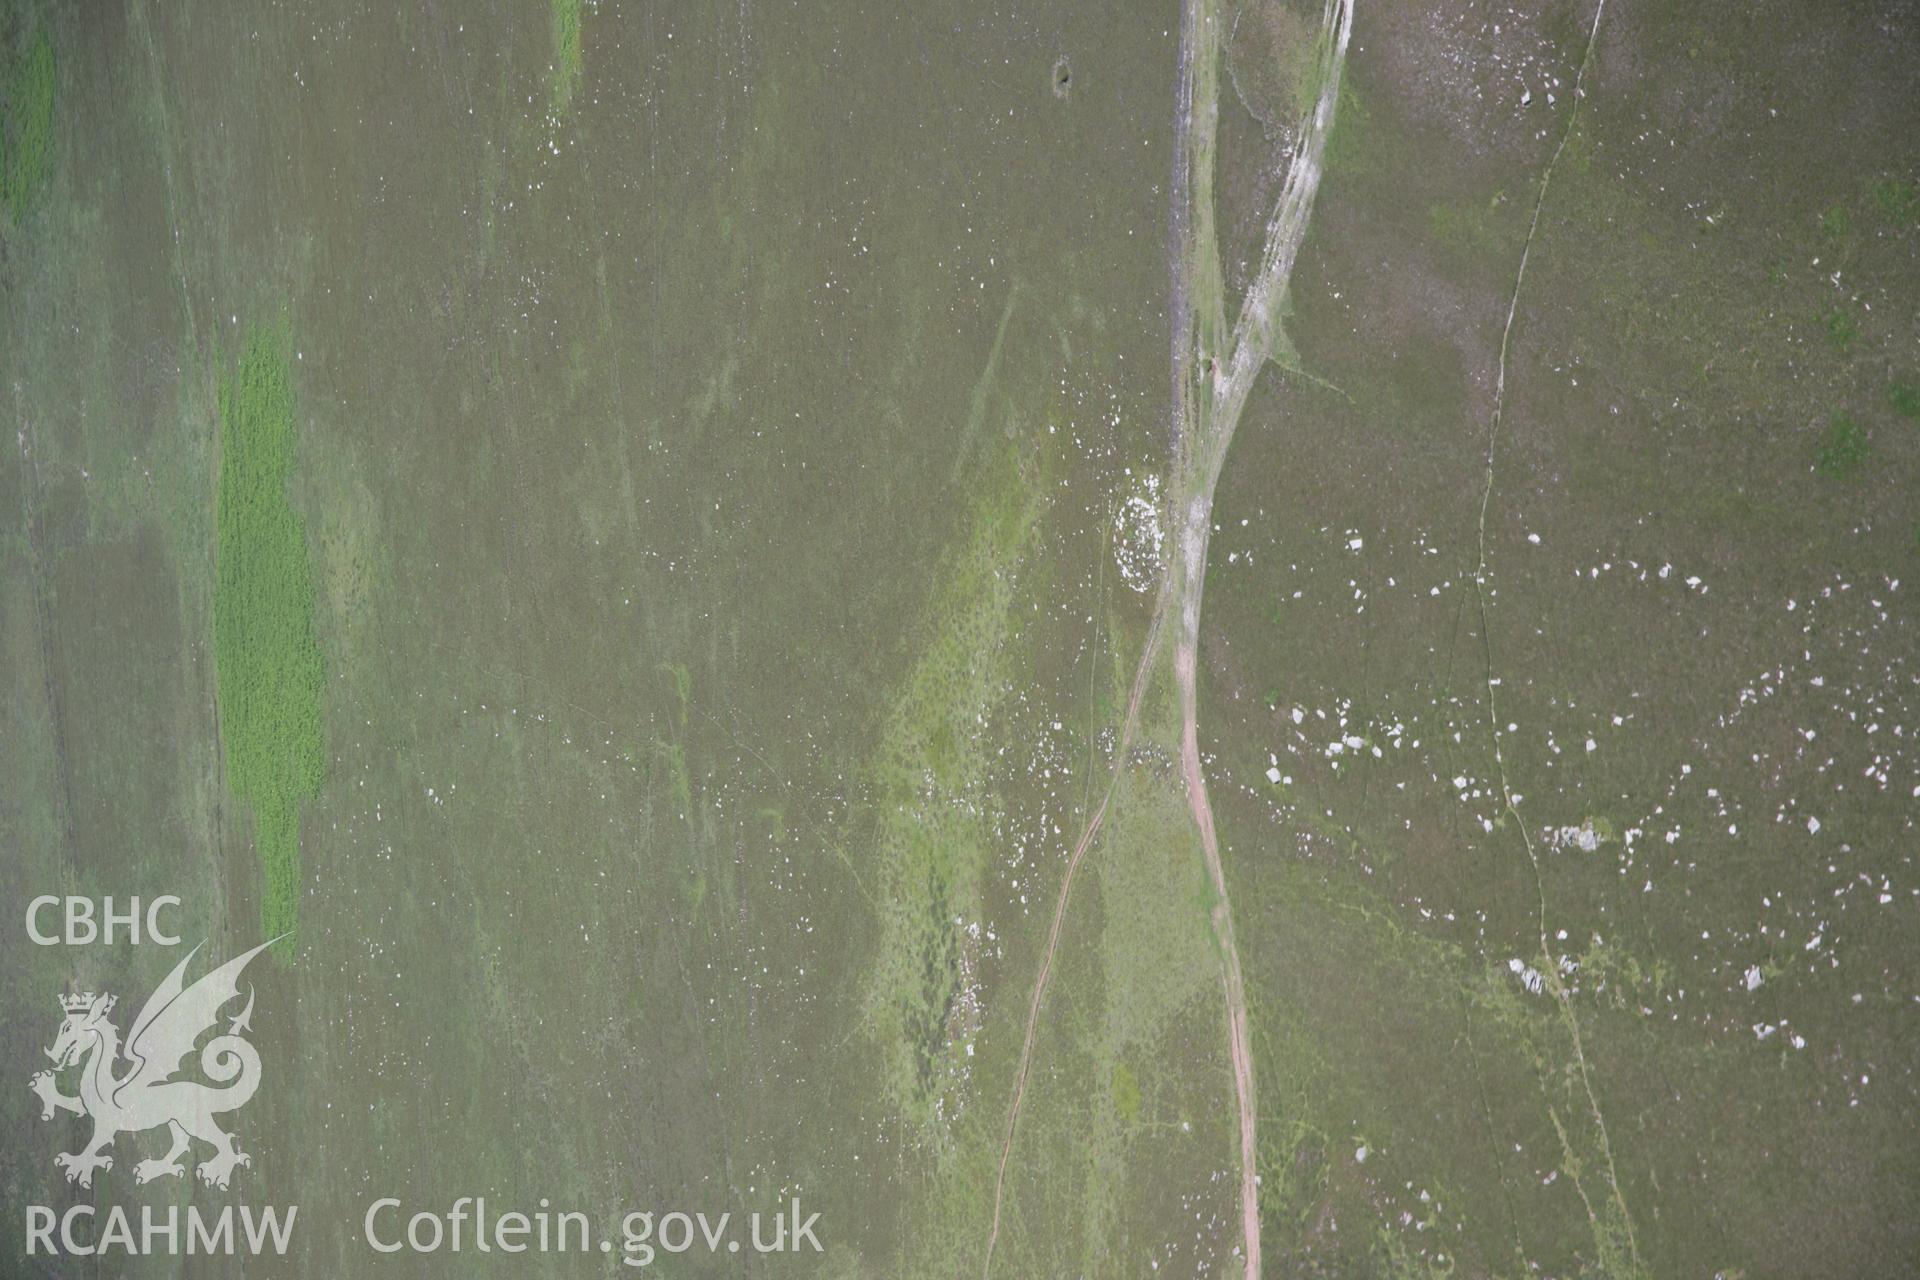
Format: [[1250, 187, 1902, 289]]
[[0, 2, 1914, 1275]]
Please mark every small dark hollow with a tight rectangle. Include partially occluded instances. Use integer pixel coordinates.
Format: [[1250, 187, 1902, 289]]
[[1052, 56, 1072, 99]]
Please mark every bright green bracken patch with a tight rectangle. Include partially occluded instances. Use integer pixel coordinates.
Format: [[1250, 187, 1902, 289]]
[[549, 0, 582, 116], [2, 26, 55, 219], [216, 321, 326, 948], [1814, 412, 1868, 479]]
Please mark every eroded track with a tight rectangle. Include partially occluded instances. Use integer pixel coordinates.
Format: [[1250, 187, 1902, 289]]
[[983, 3, 1353, 1274]]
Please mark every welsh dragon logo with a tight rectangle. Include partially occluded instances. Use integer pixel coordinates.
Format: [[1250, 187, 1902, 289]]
[[29, 938, 279, 1190]]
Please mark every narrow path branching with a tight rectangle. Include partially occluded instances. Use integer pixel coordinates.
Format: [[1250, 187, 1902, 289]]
[[982, 3, 1352, 1275]]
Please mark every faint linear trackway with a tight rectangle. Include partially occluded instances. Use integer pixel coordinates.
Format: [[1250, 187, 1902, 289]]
[[981, 3, 1352, 1276], [1470, 0, 1641, 1271], [980, 577, 1173, 1280]]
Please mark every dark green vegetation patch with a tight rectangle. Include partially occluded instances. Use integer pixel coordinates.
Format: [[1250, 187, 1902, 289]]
[[1820, 301, 1859, 352], [1814, 412, 1869, 479], [0, 24, 54, 219], [1871, 175, 1916, 224], [215, 321, 326, 947], [549, 0, 582, 116], [1891, 377, 1920, 421]]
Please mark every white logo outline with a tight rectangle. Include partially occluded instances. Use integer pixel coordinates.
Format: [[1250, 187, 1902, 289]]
[[30, 937, 280, 1189]]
